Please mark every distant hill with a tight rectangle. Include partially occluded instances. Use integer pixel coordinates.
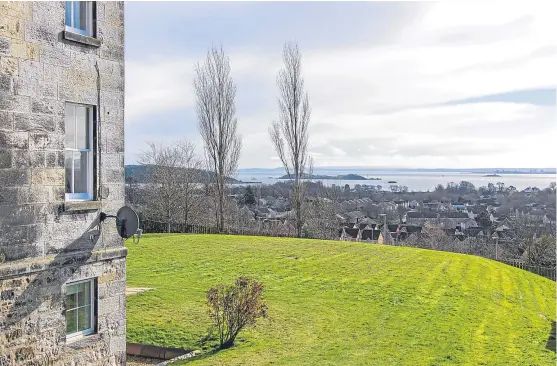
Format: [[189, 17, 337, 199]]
[[125, 165, 240, 184], [278, 173, 380, 180]]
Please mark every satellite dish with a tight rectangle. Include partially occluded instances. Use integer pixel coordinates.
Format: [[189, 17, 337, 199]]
[[116, 206, 139, 239], [99, 206, 142, 242]]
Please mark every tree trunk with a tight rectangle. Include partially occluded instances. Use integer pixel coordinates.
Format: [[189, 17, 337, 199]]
[[295, 182, 302, 238], [167, 208, 171, 233]]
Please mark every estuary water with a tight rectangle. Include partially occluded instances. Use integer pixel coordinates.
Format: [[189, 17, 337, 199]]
[[236, 169, 556, 192]]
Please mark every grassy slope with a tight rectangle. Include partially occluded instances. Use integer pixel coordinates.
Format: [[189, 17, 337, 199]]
[[126, 234, 556, 365]]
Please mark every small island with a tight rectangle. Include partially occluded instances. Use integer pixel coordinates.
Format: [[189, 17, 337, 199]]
[[484, 174, 501, 177], [279, 173, 381, 180]]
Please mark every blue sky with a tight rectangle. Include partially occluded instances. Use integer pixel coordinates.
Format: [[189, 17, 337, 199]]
[[124, 1, 556, 169]]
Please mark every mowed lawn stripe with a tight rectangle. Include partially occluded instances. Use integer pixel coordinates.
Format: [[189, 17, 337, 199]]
[[126, 234, 556, 365]]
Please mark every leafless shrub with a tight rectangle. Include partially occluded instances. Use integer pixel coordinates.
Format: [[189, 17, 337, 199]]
[[206, 277, 267, 349]]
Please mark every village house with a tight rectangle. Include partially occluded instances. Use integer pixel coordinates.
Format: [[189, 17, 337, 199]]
[[404, 211, 439, 225], [0, 2, 126, 365]]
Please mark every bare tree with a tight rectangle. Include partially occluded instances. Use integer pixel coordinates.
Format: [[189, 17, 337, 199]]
[[175, 141, 203, 228], [269, 42, 311, 238], [139, 141, 200, 232], [195, 46, 242, 232], [523, 235, 556, 267]]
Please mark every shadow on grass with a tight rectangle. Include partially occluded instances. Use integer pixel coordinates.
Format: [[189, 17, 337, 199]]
[[181, 331, 248, 364], [547, 321, 556, 353]]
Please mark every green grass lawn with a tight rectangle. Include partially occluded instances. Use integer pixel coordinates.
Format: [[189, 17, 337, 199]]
[[126, 234, 556, 365]]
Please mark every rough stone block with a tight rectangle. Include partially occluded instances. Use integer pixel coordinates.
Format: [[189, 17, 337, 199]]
[[0, 2, 32, 20], [0, 56, 19, 75], [31, 99, 64, 116], [43, 63, 63, 81], [102, 169, 123, 184], [29, 132, 64, 150], [23, 186, 51, 203], [38, 81, 58, 99], [0, 111, 14, 130], [94, 2, 105, 22], [100, 43, 124, 62], [11, 149, 47, 168], [19, 59, 42, 79], [0, 36, 10, 56], [97, 24, 124, 46], [32, 2, 64, 26], [98, 296, 120, 316], [9, 38, 40, 61], [0, 150, 11, 168], [13, 76, 37, 98], [0, 15, 25, 39], [0, 75, 13, 93], [14, 113, 57, 132], [62, 69, 97, 90], [0, 130, 29, 149], [46, 151, 58, 168], [0, 203, 36, 227], [0, 168, 30, 187], [13, 79, 57, 99], [0, 187, 19, 205], [0, 225, 28, 246], [100, 154, 123, 170], [31, 168, 64, 186], [41, 45, 71, 67], [0, 93, 31, 113], [109, 335, 126, 355], [24, 23, 57, 47]]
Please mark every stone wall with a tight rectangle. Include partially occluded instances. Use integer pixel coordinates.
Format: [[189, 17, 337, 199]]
[[1, 2, 126, 365]]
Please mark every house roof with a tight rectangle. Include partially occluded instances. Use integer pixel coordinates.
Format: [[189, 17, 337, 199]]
[[439, 212, 469, 219], [464, 227, 484, 237], [343, 228, 359, 239], [407, 212, 438, 219], [345, 211, 367, 220], [361, 229, 380, 241]]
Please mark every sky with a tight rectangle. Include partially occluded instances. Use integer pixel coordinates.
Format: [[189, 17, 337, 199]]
[[124, 1, 557, 169]]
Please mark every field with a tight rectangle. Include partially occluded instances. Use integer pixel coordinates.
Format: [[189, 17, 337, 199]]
[[126, 234, 556, 365]]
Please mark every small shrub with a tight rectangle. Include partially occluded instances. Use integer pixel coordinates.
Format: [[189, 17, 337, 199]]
[[206, 276, 267, 349]]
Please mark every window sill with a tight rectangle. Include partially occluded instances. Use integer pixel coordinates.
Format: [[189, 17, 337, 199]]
[[64, 200, 102, 212], [63, 30, 102, 47], [66, 333, 100, 348]]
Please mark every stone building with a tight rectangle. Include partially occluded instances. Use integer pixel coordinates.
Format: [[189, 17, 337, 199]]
[[1, 2, 126, 364]]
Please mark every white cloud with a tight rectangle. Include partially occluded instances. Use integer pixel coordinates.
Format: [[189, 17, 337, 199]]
[[125, 1, 556, 168]]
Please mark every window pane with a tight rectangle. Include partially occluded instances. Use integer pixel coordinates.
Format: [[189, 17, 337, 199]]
[[73, 2, 81, 30], [65, 2, 72, 26], [77, 305, 91, 331], [73, 151, 89, 194], [65, 104, 75, 149], [65, 151, 73, 193], [66, 309, 77, 334], [66, 291, 77, 309], [79, 2, 88, 32], [78, 281, 91, 307], [76, 106, 89, 149]]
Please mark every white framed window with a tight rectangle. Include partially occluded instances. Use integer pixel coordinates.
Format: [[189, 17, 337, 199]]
[[65, 1, 94, 37], [65, 103, 94, 201], [65, 279, 96, 340]]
